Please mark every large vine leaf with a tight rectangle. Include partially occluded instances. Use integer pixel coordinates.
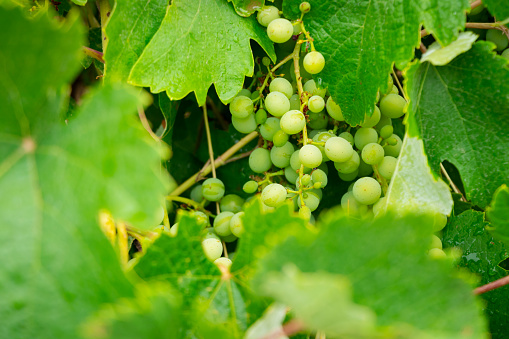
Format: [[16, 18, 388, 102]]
[[128, 0, 276, 106], [282, 0, 470, 124], [254, 211, 487, 338], [0, 8, 170, 338], [227, 0, 264, 17], [487, 185, 509, 247], [482, 0, 509, 20], [442, 210, 509, 339], [104, 0, 168, 82], [381, 133, 453, 216], [405, 42, 509, 208]]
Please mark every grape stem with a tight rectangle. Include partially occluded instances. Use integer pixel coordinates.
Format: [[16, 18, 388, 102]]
[[391, 68, 406, 100], [206, 97, 229, 130], [260, 319, 305, 339], [166, 196, 214, 215], [420, 18, 509, 39], [169, 131, 259, 196], [137, 105, 160, 142], [372, 164, 389, 195], [257, 53, 295, 95], [474, 275, 509, 295], [82, 46, 104, 63], [439, 163, 467, 202], [201, 104, 221, 215], [258, 170, 285, 185]]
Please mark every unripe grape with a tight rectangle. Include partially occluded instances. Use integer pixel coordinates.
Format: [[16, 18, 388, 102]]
[[303, 51, 325, 74], [379, 94, 407, 119], [243, 180, 258, 194], [430, 234, 443, 250], [338, 169, 359, 182], [311, 169, 328, 188], [358, 158, 373, 177], [361, 143, 384, 165], [255, 109, 268, 125], [193, 211, 210, 227], [220, 194, 245, 213], [334, 151, 360, 174], [433, 213, 448, 232], [390, 84, 399, 94], [169, 223, 178, 237], [378, 156, 397, 179], [308, 95, 325, 113], [339, 131, 354, 145], [372, 196, 386, 216], [380, 125, 394, 139], [284, 166, 299, 184], [267, 18, 294, 44], [232, 114, 257, 134], [190, 184, 204, 202], [299, 2, 311, 13], [352, 177, 382, 205], [265, 91, 291, 117], [341, 191, 368, 216], [203, 227, 220, 240], [354, 127, 378, 150], [237, 89, 252, 98], [202, 238, 223, 261], [230, 95, 253, 119], [280, 110, 306, 135], [297, 191, 320, 211], [273, 130, 289, 147], [301, 174, 312, 186], [383, 134, 402, 157], [271, 141, 295, 168], [487, 29, 509, 51], [361, 106, 381, 128], [290, 150, 312, 173], [261, 183, 287, 207], [222, 233, 238, 243], [230, 212, 245, 237], [249, 148, 272, 173], [307, 111, 328, 130], [289, 94, 301, 110], [213, 211, 234, 237], [375, 114, 392, 133], [299, 144, 323, 168], [202, 178, 225, 201], [260, 117, 281, 141], [303, 80, 326, 98], [326, 96, 344, 121], [299, 205, 311, 220], [270, 78, 294, 99], [214, 257, 233, 270], [257, 6, 280, 27], [325, 137, 354, 162], [428, 248, 447, 259]]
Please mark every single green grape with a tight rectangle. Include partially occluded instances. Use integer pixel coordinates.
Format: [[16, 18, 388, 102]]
[[352, 177, 381, 205], [270, 78, 294, 99], [297, 191, 321, 211], [193, 211, 210, 227], [307, 111, 328, 130], [257, 5, 280, 27], [299, 1, 311, 13], [289, 93, 301, 110], [251, 91, 261, 100], [270, 141, 295, 168], [230, 95, 253, 119], [312, 131, 333, 162], [284, 166, 299, 184], [338, 169, 359, 181], [255, 109, 268, 125], [299, 144, 323, 168], [290, 150, 312, 173], [301, 174, 312, 186], [487, 29, 509, 51], [237, 89, 252, 98], [324, 137, 354, 162], [262, 57, 271, 67], [338, 131, 354, 145], [379, 94, 407, 119], [249, 148, 272, 173], [190, 184, 204, 202], [221, 233, 238, 243], [280, 110, 306, 135], [354, 127, 379, 150], [378, 156, 397, 179], [341, 191, 368, 216], [361, 143, 384, 165], [213, 211, 234, 237], [375, 113, 392, 133], [311, 169, 328, 188], [243, 180, 259, 194], [202, 237, 223, 261], [298, 205, 311, 220], [326, 96, 344, 121], [267, 18, 294, 44], [273, 130, 289, 147], [334, 151, 360, 174], [203, 227, 220, 240], [432, 213, 448, 232], [358, 158, 373, 177], [220, 194, 245, 213], [232, 114, 257, 134], [383, 134, 402, 157], [430, 234, 443, 250], [308, 129, 324, 139], [202, 178, 225, 202], [214, 257, 233, 270], [303, 51, 325, 74], [428, 248, 447, 259], [390, 84, 399, 94], [380, 125, 394, 139], [361, 106, 381, 128], [308, 95, 325, 113], [265, 91, 291, 117], [303, 79, 327, 98], [230, 212, 245, 237], [260, 117, 281, 141], [168, 223, 178, 237], [261, 183, 287, 207]]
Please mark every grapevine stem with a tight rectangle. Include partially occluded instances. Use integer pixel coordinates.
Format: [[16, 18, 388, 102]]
[[419, 42, 427, 54], [82, 46, 104, 63], [169, 132, 259, 196], [202, 105, 217, 179], [299, 21, 315, 51], [373, 164, 389, 195], [206, 96, 229, 130], [474, 275, 509, 295], [223, 149, 254, 165], [440, 163, 466, 202], [260, 319, 305, 339], [166, 195, 211, 214], [258, 54, 294, 95], [391, 68, 406, 100], [420, 18, 509, 38], [138, 105, 160, 142]]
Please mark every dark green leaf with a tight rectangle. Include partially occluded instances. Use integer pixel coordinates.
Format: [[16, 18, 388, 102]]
[[482, 0, 509, 20], [227, 0, 265, 17]]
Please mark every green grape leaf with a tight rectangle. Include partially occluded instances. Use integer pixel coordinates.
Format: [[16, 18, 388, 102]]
[[482, 0, 509, 20], [104, 0, 168, 82], [381, 134, 453, 217], [405, 42, 509, 208], [421, 31, 478, 66], [442, 210, 509, 339], [227, 0, 264, 17], [244, 303, 288, 339], [128, 0, 276, 106], [259, 267, 377, 338], [134, 214, 267, 334], [255, 212, 487, 338], [0, 9, 170, 338], [282, 0, 470, 124], [487, 185, 509, 247], [158, 93, 180, 143]]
